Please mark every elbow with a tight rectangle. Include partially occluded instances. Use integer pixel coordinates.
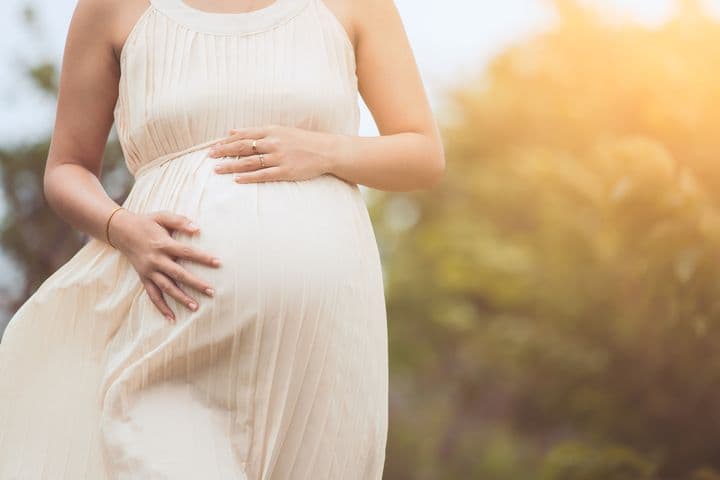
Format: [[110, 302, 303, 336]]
[[42, 166, 53, 205], [422, 144, 446, 190], [43, 163, 58, 207], [401, 132, 445, 192], [43, 160, 65, 211]]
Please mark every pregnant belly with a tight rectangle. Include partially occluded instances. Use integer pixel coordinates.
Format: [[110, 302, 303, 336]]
[[121, 146, 383, 330], [100, 148, 387, 477]]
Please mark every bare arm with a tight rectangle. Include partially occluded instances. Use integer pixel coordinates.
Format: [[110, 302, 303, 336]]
[[327, 0, 445, 192], [42, 0, 219, 322], [43, 0, 125, 241]]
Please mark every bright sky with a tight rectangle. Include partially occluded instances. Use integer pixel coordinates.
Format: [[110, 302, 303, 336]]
[[3, 0, 720, 142], [0, 0, 554, 145], [0, 0, 719, 308]]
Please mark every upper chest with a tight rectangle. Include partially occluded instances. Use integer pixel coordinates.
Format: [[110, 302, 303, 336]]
[[114, 0, 359, 134]]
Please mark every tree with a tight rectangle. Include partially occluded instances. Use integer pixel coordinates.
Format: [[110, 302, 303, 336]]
[[373, 1, 720, 478], [0, 6, 130, 332]]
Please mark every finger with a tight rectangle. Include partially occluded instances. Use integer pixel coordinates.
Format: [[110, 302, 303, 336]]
[[143, 279, 176, 323], [151, 271, 199, 313], [209, 139, 256, 158], [157, 257, 216, 297], [154, 211, 200, 234], [214, 154, 276, 174], [234, 166, 285, 184], [214, 127, 264, 146], [214, 129, 256, 145], [161, 239, 222, 268], [228, 126, 268, 138]]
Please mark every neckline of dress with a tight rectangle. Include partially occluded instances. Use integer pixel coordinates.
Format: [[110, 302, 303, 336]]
[[177, 0, 283, 17], [150, 0, 310, 35]]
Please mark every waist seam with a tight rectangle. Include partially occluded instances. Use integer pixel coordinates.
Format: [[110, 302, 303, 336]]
[[132, 136, 227, 179]]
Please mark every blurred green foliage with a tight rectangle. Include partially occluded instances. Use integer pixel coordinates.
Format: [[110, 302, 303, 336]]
[[370, 0, 720, 478], [0, 8, 128, 319]]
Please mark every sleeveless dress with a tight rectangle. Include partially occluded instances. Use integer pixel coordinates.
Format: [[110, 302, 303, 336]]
[[0, 0, 389, 478]]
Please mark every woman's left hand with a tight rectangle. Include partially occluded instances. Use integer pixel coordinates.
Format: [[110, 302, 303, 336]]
[[209, 125, 340, 183]]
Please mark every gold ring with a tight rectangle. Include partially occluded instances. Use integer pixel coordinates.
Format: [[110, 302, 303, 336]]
[[252, 139, 258, 154], [259, 154, 265, 168]]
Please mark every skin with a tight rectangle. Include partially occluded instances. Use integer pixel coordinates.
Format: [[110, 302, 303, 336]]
[[43, 0, 446, 322]]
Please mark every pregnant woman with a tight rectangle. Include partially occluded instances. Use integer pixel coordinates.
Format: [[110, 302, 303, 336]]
[[0, 0, 444, 478]]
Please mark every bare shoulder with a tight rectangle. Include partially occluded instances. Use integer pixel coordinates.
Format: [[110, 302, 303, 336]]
[[67, 0, 117, 44], [318, 0, 403, 55], [349, 0, 405, 42], [317, 0, 359, 54], [107, 0, 153, 62], [66, 0, 149, 63]]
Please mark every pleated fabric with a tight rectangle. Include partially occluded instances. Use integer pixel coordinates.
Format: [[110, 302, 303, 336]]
[[0, 0, 389, 478]]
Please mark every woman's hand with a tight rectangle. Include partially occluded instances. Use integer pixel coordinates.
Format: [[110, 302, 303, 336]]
[[209, 125, 342, 183], [107, 209, 221, 323]]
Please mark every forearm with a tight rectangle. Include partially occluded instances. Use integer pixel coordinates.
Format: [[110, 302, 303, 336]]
[[326, 131, 445, 192], [43, 161, 124, 246]]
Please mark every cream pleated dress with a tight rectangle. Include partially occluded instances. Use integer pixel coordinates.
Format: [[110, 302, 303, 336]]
[[0, 0, 389, 478]]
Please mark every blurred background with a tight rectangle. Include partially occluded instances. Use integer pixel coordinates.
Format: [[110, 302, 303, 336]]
[[3, 0, 720, 478]]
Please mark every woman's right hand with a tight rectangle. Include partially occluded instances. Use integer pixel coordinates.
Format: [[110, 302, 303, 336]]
[[106, 208, 221, 323]]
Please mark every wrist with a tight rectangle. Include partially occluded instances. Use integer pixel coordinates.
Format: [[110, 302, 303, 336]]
[[321, 132, 351, 176], [107, 208, 135, 252]]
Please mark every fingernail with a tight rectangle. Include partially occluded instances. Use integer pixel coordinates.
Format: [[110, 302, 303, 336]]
[[188, 221, 199, 230], [214, 163, 223, 172], [165, 313, 174, 322], [205, 287, 215, 296], [212, 258, 221, 266], [188, 301, 198, 311]]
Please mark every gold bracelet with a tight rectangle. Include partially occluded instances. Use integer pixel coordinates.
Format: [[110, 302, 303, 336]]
[[105, 206, 125, 249]]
